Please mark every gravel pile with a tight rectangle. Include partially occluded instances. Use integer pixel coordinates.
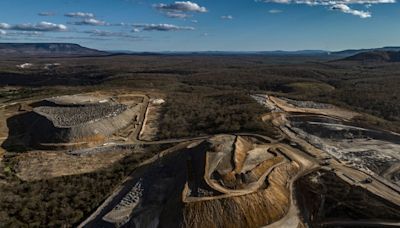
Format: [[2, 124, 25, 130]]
[[103, 179, 144, 225], [280, 97, 334, 109], [35, 103, 127, 126], [115, 179, 144, 210]]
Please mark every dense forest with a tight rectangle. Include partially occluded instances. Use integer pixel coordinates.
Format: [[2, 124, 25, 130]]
[[0, 144, 172, 227], [157, 91, 279, 139], [1, 55, 399, 126]]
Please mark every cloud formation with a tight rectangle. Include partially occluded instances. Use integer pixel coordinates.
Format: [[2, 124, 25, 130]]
[[65, 12, 95, 18], [0, 21, 67, 32], [134, 23, 195, 31], [259, 0, 395, 5], [331, 4, 371, 18], [154, 1, 207, 19], [258, 0, 394, 18], [70, 18, 108, 26], [154, 1, 207, 13], [165, 12, 191, 19], [84, 29, 142, 39], [221, 15, 233, 20], [2, 31, 42, 37]]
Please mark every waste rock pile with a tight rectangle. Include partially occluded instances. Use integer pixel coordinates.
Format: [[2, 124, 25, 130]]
[[92, 135, 300, 228], [28, 94, 139, 144]]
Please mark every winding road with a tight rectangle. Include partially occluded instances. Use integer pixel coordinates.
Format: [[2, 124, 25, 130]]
[[78, 93, 400, 228]]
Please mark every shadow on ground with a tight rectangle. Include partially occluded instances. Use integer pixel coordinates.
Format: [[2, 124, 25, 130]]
[[1, 112, 35, 152]]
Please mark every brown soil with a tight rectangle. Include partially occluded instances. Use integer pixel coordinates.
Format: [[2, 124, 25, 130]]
[[13, 150, 132, 181], [140, 102, 162, 141], [183, 161, 300, 228], [269, 96, 358, 120]]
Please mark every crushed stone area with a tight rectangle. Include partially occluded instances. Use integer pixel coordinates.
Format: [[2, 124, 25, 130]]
[[289, 119, 400, 178], [279, 97, 334, 109], [35, 103, 128, 127]]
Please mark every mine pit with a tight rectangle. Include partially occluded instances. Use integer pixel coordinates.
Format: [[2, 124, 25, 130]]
[[295, 170, 400, 227], [84, 135, 305, 228], [288, 115, 400, 181]]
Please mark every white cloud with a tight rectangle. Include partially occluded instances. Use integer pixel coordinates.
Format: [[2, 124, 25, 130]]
[[258, 0, 394, 17], [153, 1, 207, 13], [84, 29, 142, 39], [0, 23, 11, 29], [7, 31, 42, 37], [331, 4, 371, 18], [260, 0, 395, 5], [0, 29, 6, 35], [70, 18, 108, 26], [0, 21, 67, 32], [269, 9, 283, 14], [65, 12, 95, 18], [221, 15, 234, 20], [166, 12, 191, 19], [134, 23, 195, 31]]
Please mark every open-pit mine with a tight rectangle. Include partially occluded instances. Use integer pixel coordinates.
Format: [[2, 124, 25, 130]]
[[1, 91, 400, 227], [77, 93, 400, 227]]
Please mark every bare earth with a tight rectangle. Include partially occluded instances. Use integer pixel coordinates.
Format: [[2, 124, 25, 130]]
[[15, 150, 133, 181]]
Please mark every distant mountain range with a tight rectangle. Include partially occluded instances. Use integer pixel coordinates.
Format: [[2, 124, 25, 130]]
[[333, 47, 400, 57], [109, 50, 330, 56], [111, 47, 400, 58], [2, 43, 400, 60], [0, 43, 108, 57], [342, 51, 400, 62]]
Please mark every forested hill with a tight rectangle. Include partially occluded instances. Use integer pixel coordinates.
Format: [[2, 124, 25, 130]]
[[0, 43, 108, 57]]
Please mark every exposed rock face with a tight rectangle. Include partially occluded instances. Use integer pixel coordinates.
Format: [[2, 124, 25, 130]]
[[184, 135, 285, 200], [28, 95, 139, 144], [182, 135, 296, 228], [183, 162, 298, 228], [95, 135, 300, 228]]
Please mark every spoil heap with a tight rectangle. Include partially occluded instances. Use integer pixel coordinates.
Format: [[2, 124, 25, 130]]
[[35, 103, 127, 127], [183, 135, 285, 200], [29, 94, 139, 144], [182, 135, 297, 228], [95, 135, 300, 228]]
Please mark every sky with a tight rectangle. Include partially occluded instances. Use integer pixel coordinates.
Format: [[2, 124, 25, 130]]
[[0, 0, 399, 51]]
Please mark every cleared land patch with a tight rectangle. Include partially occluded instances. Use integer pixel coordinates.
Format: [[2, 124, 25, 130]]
[[13, 150, 134, 181]]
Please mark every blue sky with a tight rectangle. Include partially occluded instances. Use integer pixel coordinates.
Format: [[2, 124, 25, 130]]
[[0, 0, 399, 51]]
